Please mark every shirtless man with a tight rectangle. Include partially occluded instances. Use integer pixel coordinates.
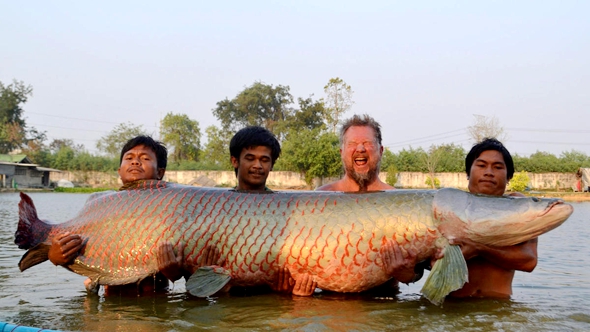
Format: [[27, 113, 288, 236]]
[[49, 135, 211, 294], [317, 114, 421, 287], [448, 138, 538, 298], [162, 126, 317, 296]]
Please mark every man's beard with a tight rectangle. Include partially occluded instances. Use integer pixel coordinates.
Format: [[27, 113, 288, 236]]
[[345, 159, 380, 191]]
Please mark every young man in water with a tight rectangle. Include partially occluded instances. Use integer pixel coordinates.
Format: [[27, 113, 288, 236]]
[[447, 138, 538, 298], [162, 126, 317, 296], [317, 114, 423, 289], [49, 135, 211, 294]]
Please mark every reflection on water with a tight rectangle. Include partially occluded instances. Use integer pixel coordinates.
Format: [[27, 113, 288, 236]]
[[1, 192, 589, 331]]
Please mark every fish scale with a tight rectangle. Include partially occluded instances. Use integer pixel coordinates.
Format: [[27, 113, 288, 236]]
[[15, 180, 572, 304]]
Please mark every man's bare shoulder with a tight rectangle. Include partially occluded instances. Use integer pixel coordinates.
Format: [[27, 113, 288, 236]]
[[369, 181, 395, 191], [316, 180, 349, 191]]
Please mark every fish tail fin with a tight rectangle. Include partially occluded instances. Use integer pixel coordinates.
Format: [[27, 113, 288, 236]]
[[15, 192, 52, 250], [18, 243, 51, 272], [186, 266, 232, 297], [420, 245, 468, 306]]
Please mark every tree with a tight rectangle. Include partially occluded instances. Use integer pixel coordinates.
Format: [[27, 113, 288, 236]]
[[395, 147, 428, 172], [21, 128, 48, 165], [96, 122, 146, 158], [289, 96, 327, 131], [324, 78, 354, 133], [51, 146, 76, 170], [422, 145, 444, 189], [0, 80, 35, 153], [380, 148, 396, 171], [559, 150, 590, 173], [467, 115, 507, 143], [276, 129, 341, 186], [385, 164, 398, 187], [160, 113, 201, 163], [200, 125, 233, 170], [527, 151, 560, 172], [436, 144, 466, 172], [49, 138, 84, 154], [212, 82, 294, 140]]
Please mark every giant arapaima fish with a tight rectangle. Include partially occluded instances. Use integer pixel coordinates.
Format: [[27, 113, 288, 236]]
[[14, 180, 573, 305]]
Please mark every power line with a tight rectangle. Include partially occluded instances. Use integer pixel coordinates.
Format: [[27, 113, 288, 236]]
[[27, 112, 121, 125], [385, 132, 468, 148], [507, 128, 590, 134], [26, 111, 159, 129], [29, 123, 109, 134]]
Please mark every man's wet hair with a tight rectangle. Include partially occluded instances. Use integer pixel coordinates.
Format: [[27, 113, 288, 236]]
[[465, 137, 515, 180], [120, 135, 168, 170], [339, 114, 383, 147], [229, 126, 281, 175]]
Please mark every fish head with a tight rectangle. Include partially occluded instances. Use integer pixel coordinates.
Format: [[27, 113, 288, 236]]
[[434, 188, 573, 247]]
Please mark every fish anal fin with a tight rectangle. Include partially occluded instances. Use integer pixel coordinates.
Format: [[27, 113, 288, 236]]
[[186, 266, 231, 297], [420, 245, 468, 306], [18, 243, 50, 272], [69, 258, 152, 286]]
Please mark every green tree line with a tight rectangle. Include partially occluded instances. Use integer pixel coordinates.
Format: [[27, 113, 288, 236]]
[[3, 79, 590, 184]]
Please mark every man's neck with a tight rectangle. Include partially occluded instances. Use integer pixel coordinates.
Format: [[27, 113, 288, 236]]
[[235, 184, 269, 192]]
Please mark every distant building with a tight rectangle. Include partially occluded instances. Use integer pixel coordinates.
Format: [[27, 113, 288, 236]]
[[0, 154, 61, 188]]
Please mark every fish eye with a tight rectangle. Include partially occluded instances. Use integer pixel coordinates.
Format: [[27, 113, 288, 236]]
[[531, 197, 539, 202]]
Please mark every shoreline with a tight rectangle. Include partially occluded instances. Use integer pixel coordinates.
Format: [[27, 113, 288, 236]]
[[526, 192, 590, 202]]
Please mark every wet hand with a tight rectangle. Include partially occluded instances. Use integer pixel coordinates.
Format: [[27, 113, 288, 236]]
[[291, 273, 317, 296], [448, 238, 480, 261], [196, 245, 223, 269], [157, 241, 185, 282], [271, 266, 294, 293], [381, 239, 419, 284], [48, 232, 83, 266]]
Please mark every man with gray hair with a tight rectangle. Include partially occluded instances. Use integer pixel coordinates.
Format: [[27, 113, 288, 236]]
[[316, 114, 392, 192], [317, 114, 423, 288]]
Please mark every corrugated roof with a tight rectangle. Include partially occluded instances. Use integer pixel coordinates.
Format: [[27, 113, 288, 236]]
[[0, 154, 29, 163]]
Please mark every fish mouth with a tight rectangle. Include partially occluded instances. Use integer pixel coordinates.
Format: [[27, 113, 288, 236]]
[[538, 200, 564, 217]]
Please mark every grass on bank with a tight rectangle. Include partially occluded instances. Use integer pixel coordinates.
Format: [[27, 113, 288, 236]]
[[53, 187, 117, 193]]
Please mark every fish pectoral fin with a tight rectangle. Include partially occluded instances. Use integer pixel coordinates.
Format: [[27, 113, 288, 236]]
[[420, 245, 468, 306], [18, 243, 50, 272], [186, 266, 231, 297]]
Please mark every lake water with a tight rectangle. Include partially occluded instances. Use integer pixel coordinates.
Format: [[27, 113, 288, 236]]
[[1, 192, 589, 331]]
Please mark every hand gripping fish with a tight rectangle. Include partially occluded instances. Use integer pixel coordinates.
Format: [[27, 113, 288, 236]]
[[14, 180, 573, 305]]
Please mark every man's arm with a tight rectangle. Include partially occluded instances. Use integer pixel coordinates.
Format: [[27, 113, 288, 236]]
[[450, 237, 538, 272]]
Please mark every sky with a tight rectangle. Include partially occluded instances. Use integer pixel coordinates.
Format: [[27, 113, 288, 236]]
[[1, 1, 589, 157]]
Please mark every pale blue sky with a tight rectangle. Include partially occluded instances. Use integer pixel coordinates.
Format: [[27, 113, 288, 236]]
[[2, 1, 589, 157]]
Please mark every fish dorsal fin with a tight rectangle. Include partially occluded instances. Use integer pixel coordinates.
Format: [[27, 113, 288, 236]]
[[119, 180, 170, 191], [186, 266, 231, 297]]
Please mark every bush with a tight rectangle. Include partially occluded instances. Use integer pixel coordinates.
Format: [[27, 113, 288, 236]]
[[509, 171, 530, 192], [425, 176, 440, 189], [385, 165, 398, 187]]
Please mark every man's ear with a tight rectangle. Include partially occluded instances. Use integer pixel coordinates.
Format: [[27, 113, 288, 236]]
[[230, 156, 239, 169], [157, 168, 166, 180]]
